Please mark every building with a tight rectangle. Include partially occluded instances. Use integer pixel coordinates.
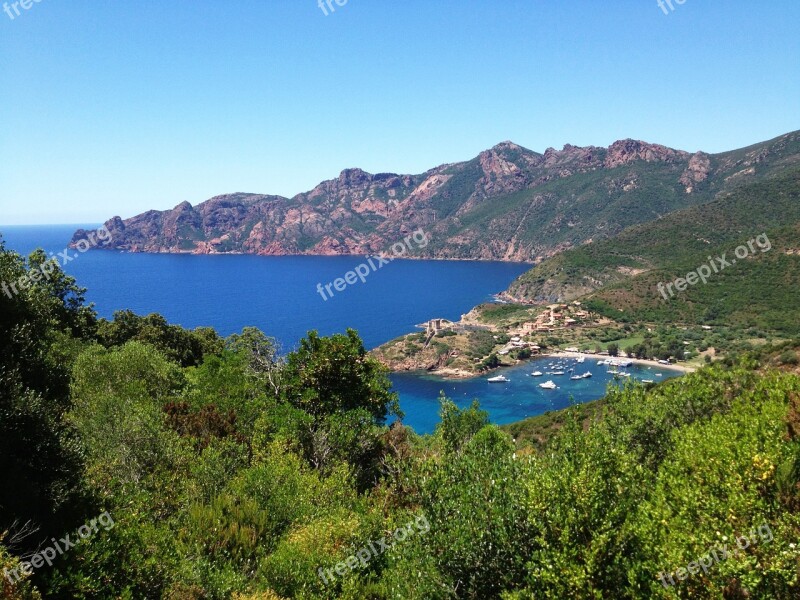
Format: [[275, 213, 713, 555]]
[[425, 318, 453, 336]]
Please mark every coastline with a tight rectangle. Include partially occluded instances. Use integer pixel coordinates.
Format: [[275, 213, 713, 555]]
[[546, 351, 696, 374], [74, 246, 535, 265], [390, 351, 695, 382]]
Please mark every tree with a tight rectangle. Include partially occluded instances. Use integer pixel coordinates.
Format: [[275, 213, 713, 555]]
[[607, 343, 619, 357], [226, 327, 284, 397], [281, 329, 399, 423], [436, 396, 489, 454], [276, 330, 400, 487], [97, 310, 222, 367], [0, 243, 91, 547]]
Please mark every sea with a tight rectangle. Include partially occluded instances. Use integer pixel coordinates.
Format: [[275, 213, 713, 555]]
[[0, 225, 681, 433]]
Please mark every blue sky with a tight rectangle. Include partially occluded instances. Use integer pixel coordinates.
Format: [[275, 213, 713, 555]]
[[1, 0, 798, 225]]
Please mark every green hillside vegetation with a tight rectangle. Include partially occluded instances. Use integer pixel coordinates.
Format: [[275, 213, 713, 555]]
[[508, 166, 800, 303], [585, 222, 800, 334]]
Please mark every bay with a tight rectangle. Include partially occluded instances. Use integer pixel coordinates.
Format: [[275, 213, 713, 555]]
[[392, 357, 682, 434], [0, 225, 527, 350], [1, 225, 681, 435]]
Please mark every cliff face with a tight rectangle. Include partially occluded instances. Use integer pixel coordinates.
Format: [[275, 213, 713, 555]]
[[71, 131, 800, 262]]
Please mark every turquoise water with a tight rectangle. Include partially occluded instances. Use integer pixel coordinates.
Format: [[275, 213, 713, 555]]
[[392, 356, 682, 433], [1, 225, 681, 434]]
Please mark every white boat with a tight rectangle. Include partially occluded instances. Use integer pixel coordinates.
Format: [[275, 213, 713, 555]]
[[608, 359, 633, 368], [642, 379, 655, 384], [532, 371, 544, 377], [597, 360, 606, 366], [582, 371, 593, 379], [551, 371, 565, 376], [570, 374, 583, 380], [488, 375, 509, 383], [576, 357, 585, 363], [539, 380, 557, 390], [656, 374, 663, 377], [619, 372, 632, 378]]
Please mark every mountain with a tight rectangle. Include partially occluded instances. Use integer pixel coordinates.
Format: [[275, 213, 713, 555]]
[[72, 131, 800, 261]]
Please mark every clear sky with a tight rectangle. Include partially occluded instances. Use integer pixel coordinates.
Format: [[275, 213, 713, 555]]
[[1, 0, 798, 225]]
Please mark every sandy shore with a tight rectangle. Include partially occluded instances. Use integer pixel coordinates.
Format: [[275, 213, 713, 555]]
[[546, 351, 696, 373]]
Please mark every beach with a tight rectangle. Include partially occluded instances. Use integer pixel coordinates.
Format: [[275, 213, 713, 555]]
[[547, 351, 696, 373]]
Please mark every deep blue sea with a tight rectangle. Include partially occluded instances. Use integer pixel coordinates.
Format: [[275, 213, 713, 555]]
[[1, 225, 681, 433]]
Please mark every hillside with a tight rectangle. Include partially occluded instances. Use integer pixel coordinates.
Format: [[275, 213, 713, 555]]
[[584, 222, 800, 335], [506, 163, 800, 303], [72, 131, 800, 262], [499, 165, 800, 335]]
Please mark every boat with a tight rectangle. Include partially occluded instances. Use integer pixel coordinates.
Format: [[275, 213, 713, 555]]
[[532, 371, 544, 377], [597, 360, 606, 366], [570, 375, 583, 380], [619, 372, 632, 378], [608, 359, 633, 368], [656, 374, 663, 377], [642, 379, 655, 384], [551, 370, 565, 376], [488, 375, 509, 383], [539, 380, 557, 389], [581, 371, 592, 379], [576, 356, 585, 363]]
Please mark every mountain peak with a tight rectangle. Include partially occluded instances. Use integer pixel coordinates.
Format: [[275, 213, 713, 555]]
[[605, 139, 688, 168], [491, 140, 522, 152]]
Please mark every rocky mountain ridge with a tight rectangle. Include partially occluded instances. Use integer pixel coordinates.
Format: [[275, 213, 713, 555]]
[[72, 131, 800, 263]]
